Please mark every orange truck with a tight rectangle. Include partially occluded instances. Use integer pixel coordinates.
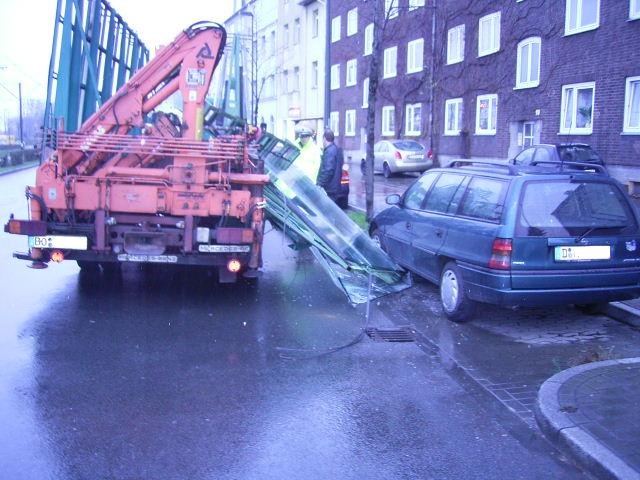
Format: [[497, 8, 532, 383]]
[[4, 23, 269, 282]]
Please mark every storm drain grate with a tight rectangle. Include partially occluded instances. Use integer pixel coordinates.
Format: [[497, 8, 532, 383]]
[[365, 327, 415, 343]]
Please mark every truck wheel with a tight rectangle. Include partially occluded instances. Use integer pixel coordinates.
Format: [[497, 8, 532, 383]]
[[440, 262, 475, 322], [76, 260, 99, 272]]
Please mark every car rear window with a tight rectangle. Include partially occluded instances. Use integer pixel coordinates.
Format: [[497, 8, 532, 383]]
[[516, 180, 636, 237], [393, 141, 423, 151], [557, 146, 602, 163]]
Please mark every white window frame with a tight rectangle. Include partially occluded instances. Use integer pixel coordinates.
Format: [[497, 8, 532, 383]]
[[385, 0, 398, 19], [331, 15, 341, 43], [559, 82, 595, 135], [312, 9, 319, 38], [364, 23, 374, 56], [444, 98, 463, 136], [329, 111, 340, 136], [476, 94, 498, 135], [362, 77, 370, 108], [478, 12, 501, 57], [565, 0, 600, 35], [330, 64, 340, 90], [347, 7, 358, 36], [624, 76, 640, 134], [293, 18, 301, 45], [382, 105, 395, 136], [409, 0, 425, 10], [383, 46, 397, 79], [632, 0, 640, 19], [346, 59, 358, 86], [407, 38, 424, 74], [405, 103, 422, 136], [345, 110, 356, 136], [515, 37, 541, 89], [447, 24, 465, 65], [311, 61, 318, 89]]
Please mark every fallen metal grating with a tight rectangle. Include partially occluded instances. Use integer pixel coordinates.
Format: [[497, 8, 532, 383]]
[[365, 327, 415, 343]]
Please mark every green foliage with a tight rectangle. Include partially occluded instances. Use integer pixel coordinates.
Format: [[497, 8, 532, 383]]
[[348, 210, 369, 231]]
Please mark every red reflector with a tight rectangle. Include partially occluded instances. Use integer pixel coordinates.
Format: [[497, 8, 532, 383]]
[[227, 259, 241, 273], [7, 220, 21, 234], [489, 238, 512, 270], [340, 169, 349, 185]]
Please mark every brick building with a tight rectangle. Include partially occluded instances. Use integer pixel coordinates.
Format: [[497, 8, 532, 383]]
[[328, 0, 640, 182]]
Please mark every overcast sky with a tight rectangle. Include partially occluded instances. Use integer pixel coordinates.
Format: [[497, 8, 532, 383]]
[[0, 0, 234, 112]]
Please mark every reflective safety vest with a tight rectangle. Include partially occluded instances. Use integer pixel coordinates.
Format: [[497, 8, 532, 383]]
[[294, 139, 322, 183]]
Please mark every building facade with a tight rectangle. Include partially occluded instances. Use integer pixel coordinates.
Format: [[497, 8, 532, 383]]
[[329, 0, 640, 182]]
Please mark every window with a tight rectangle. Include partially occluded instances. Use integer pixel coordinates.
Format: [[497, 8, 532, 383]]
[[632, 0, 640, 19], [331, 16, 341, 43], [382, 106, 395, 136], [444, 98, 463, 135], [364, 23, 374, 56], [283, 24, 289, 47], [565, 0, 600, 34], [345, 110, 356, 136], [405, 103, 422, 136], [409, 0, 425, 10], [404, 172, 437, 210], [260, 35, 266, 55], [478, 12, 501, 57], [383, 46, 397, 78], [270, 31, 276, 56], [347, 8, 358, 36], [293, 18, 300, 45], [362, 77, 370, 108], [346, 59, 357, 86], [560, 82, 595, 134], [293, 66, 300, 91], [521, 122, 535, 147], [516, 37, 541, 89], [459, 177, 506, 222], [447, 25, 465, 64], [407, 39, 424, 73], [476, 94, 498, 135], [282, 69, 289, 93], [385, 0, 398, 19], [312, 9, 319, 37], [424, 174, 466, 214], [624, 77, 640, 134], [330, 111, 339, 136], [330, 64, 340, 90], [311, 61, 318, 89]]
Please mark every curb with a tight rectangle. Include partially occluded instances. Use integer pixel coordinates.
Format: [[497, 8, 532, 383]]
[[535, 358, 640, 480], [604, 302, 640, 329], [0, 162, 38, 177]]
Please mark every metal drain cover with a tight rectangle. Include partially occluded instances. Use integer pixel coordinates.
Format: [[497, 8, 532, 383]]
[[365, 327, 415, 343]]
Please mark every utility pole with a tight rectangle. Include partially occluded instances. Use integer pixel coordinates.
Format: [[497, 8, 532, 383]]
[[18, 82, 24, 146]]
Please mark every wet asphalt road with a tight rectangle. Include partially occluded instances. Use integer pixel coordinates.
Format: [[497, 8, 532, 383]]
[[0, 168, 608, 479]]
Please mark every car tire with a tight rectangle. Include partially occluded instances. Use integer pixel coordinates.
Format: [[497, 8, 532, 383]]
[[440, 261, 475, 322], [383, 163, 392, 179]]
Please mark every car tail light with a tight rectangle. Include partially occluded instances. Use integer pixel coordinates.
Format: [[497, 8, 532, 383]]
[[488, 238, 512, 270], [227, 259, 241, 273], [427, 149, 433, 160], [394, 151, 402, 160], [340, 168, 349, 185]]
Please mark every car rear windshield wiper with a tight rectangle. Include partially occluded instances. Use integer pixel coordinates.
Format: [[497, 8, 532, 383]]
[[575, 225, 628, 242]]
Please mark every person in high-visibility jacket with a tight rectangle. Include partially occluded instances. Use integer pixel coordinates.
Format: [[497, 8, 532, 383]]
[[293, 124, 322, 182]]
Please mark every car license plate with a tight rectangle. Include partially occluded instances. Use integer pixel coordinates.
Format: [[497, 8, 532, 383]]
[[198, 245, 250, 253], [28, 235, 87, 250], [554, 245, 610, 261]]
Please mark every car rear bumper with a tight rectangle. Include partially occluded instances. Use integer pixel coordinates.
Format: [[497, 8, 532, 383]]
[[460, 263, 640, 307]]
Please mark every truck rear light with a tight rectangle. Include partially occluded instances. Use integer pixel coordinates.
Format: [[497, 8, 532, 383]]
[[4, 219, 47, 235], [51, 250, 65, 263], [488, 238, 512, 270], [227, 259, 241, 273]]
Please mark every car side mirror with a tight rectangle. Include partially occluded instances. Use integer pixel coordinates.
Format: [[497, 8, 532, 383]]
[[386, 194, 401, 205]]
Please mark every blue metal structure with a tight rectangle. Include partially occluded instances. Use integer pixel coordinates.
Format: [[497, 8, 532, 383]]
[[44, 0, 149, 135]]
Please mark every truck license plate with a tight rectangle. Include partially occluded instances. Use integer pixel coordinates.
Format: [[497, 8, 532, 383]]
[[554, 245, 610, 261], [117, 254, 178, 263], [198, 245, 250, 253], [29, 235, 88, 250]]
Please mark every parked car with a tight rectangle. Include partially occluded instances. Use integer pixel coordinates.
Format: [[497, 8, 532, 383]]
[[361, 140, 433, 178], [369, 161, 640, 322], [511, 143, 604, 170]]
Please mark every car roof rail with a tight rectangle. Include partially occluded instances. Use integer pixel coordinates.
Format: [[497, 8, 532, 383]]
[[447, 160, 518, 175], [529, 160, 608, 175]]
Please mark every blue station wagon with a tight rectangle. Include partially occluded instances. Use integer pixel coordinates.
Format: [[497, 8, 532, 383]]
[[370, 161, 640, 321]]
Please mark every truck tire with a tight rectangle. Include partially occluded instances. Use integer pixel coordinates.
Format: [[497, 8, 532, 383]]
[[440, 262, 475, 322], [76, 260, 99, 272]]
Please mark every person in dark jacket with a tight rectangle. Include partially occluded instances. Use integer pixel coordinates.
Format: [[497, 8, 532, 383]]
[[317, 129, 345, 207]]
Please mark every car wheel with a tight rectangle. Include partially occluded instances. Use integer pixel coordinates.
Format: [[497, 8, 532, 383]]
[[383, 163, 392, 179], [440, 261, 475, 322]]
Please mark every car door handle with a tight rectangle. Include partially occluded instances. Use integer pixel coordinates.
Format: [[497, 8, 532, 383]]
[[435, 229, 444, 238], [405, 222, 411, 230]]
